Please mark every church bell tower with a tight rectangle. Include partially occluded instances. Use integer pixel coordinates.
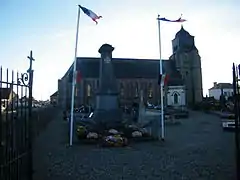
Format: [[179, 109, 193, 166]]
[[170, 26, 203, 105]]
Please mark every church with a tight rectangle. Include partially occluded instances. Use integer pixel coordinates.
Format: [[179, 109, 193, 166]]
[[58, 26, 203, 109]]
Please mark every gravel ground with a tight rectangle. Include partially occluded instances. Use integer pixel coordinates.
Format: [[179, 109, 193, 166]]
[[33, 111, 236, 180]]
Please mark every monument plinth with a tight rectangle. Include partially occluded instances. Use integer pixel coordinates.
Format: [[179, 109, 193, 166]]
[[91, 44, 123, 131]]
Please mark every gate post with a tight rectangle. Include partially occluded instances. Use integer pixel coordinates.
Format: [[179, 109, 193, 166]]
[[18, 50, 35, 180], [27, 50, 34, 180], [233, 63, 240, 180]]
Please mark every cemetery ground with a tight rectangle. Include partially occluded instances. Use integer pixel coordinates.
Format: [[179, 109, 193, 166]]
[[33, 110, 236, 180]]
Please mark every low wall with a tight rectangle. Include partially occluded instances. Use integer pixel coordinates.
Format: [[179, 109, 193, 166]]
[[32, 106, 60, 139]]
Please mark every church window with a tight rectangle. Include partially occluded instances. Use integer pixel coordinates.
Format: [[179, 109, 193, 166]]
[[87, 84, 91, 97], [120, 83, 124, 96], [148, 83, 153, 98], [75, 86, 78, 97], [174, 93, 178, 104], [135, 83, 139, 97]]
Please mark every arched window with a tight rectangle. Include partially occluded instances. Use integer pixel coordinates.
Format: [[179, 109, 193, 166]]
[[87, 84, 91, 97], [174, 93, 178, 104], [148, 83, 153, 98], [120, 83, 124, 96], [135, 82, 139, 97]]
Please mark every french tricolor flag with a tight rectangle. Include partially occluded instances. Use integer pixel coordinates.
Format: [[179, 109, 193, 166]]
[[158, 74, 169, 86], [157, 14, 186, 23], [79, 5, 102, 24]]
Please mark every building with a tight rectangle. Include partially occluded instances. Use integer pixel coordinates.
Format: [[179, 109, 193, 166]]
[[209, 82, 233, 100], [170, 25, 203, 104], [50, 91, 58, 105], [58, 26, 203, 109], [0, 87, 18, 111]]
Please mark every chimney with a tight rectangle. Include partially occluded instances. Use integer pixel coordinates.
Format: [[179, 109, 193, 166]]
[[213, 82, 217, 87]]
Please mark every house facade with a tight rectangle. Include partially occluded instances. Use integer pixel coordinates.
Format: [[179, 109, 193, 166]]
[[209, 82, 233, 100], [58, 26, 203, 109], [0, 87, 18, 111]]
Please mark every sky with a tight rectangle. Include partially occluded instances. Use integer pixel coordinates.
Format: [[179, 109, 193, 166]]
[[1, 0, 240, 100]]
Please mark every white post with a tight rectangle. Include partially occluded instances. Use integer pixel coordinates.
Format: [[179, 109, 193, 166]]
[[69, 5, 81, 146], [157, 15, 165, 140]]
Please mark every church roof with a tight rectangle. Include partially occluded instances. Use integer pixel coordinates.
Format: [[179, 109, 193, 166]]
[[50, 91, 58, 97], [63, 57, 183, 86]]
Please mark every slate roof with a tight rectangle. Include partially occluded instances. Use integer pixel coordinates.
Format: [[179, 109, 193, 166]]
[[0, 88, 11, 100], [63, 57, 183, 86], [175, 26, 192, 38], [209, 83, 233, 90], [50, 91, 58, 98]]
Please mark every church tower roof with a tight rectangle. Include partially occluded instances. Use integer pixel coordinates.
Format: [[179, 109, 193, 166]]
[[175, 25, 191, 38], [172, 25, 197, 53]]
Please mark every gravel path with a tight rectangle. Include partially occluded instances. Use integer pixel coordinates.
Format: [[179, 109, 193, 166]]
[[33, 111, 236, 180]]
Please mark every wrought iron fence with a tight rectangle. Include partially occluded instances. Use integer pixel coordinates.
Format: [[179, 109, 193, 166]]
[[0, 51, 34, 180], [232, 63, 240, 180]]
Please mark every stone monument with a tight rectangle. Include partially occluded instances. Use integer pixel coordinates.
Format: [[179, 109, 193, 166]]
[[90, 44, 123, 131]]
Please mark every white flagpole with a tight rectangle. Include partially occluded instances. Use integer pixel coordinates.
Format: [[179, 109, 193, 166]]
[[157, 15, 165, 140], [69, 5, 81, 146]]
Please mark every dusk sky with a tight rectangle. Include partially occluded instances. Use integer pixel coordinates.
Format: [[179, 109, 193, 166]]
[[1, 0, 240, 100]]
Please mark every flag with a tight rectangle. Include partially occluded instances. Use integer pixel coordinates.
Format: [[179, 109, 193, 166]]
[[68, 70, 82, 83], [158, 74, 169, 86], [157, 14, 186, 22], [76, 70, 81, 83], [79, 5, 102, 24]]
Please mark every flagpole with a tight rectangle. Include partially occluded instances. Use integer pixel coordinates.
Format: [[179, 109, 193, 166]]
[[69, 5, 81, 146], [157, 15, 165, 140]]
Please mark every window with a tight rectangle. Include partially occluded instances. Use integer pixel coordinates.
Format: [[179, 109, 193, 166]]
[[148, 83, 153, 98], [75, 86, 78, 97], [135, 83, 139, 97], [87, 84, 91, 97], [120, 83, 124, 96], [174, 93, 178, 104]]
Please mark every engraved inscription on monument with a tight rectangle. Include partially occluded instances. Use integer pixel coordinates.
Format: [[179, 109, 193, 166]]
[[104, 56, 111, 64]]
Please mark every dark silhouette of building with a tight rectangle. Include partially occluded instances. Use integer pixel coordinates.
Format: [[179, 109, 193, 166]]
[[170, 25, 203, 105]]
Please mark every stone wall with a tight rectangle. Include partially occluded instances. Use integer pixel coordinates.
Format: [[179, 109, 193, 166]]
[[58, 77, 161, 109]]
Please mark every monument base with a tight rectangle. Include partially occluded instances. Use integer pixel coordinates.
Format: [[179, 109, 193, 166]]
[[91, 109, 123, 132], [95, 94, 119, 110]]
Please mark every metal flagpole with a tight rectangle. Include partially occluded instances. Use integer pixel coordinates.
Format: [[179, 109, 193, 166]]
[[157, 14, 165, 140], [69, 5, 81, 146]]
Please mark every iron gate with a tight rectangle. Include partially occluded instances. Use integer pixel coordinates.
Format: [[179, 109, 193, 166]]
[[0, 51, 34, 180], [232, 63, 240, 180]]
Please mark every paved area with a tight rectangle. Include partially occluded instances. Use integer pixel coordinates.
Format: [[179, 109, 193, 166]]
[[33, 111, 236, 180]]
